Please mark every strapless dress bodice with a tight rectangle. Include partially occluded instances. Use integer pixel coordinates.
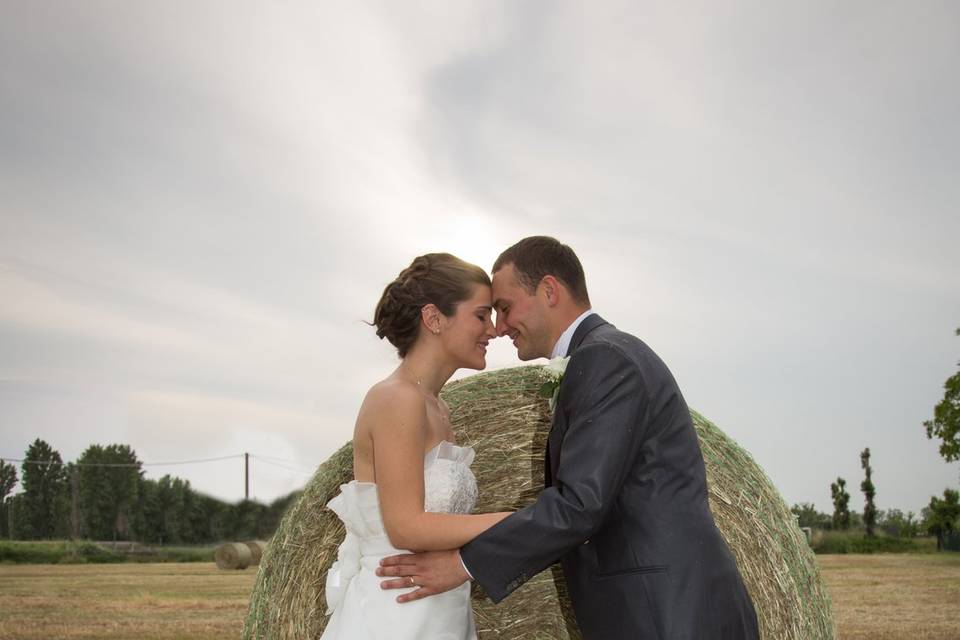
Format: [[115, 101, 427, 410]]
[[322, 441, 479, 630], [328, 441, 477, 540]]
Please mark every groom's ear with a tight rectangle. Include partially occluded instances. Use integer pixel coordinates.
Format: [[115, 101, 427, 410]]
[[540, 275, 561, 307]]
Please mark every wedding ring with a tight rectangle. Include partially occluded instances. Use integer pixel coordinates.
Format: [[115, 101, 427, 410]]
[[408, 576, 416, 587]]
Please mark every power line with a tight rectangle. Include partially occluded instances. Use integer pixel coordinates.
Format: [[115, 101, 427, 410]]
[[3, 452, 317, 482], [249, 455, 315, 476], [1, 453, 245, 468], [251, 453, 305, 465], [2, 452, 315, 501]]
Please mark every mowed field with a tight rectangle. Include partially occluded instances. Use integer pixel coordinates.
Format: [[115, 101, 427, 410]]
[[0, 563, 255, 639], [817, 554, 960, 639], [0, 554, 957, 639]]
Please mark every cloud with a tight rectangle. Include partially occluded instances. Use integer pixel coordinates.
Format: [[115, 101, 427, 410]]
[[419, 1, 960, 287]]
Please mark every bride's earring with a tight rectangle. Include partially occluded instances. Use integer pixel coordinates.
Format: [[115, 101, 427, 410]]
[[422, 304, 443, 337]]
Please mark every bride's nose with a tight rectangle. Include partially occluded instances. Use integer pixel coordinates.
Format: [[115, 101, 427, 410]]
[[484, 316, 496, 338]]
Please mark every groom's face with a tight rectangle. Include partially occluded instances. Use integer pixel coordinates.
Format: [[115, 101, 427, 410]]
[[491, 263, 552, 361]]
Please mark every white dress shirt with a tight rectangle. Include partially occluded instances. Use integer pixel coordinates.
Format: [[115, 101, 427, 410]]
[[550, 309, 595, 359]]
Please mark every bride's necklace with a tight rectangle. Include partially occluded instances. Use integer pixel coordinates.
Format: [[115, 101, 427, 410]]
[[414, 379, 451, 427], [417, 380, 442, 407], [412, 375, 441, 398]]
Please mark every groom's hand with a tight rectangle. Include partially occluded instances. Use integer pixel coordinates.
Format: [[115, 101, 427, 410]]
[[376, 549, 469, 603]]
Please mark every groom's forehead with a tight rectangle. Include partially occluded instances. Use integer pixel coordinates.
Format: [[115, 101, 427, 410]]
[[491, 268, 517, 305], [491, 264, 520, 288]]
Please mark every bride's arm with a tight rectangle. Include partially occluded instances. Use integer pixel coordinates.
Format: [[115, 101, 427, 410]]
[[369, 384, 509, 552]]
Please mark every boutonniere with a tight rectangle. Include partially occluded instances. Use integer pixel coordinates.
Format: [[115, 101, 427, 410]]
[[539, 356, 570, 411]]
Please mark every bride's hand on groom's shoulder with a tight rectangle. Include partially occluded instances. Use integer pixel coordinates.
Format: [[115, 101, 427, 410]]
[[376, 549, 469, 603]]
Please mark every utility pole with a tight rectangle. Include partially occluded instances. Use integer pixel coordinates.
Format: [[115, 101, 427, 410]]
[[244, 452, 249, 501], [71, 468, 80, 539]]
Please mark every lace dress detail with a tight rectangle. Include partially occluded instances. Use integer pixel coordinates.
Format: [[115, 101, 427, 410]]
[[320, 441, 479, 640], [424, 441, 478, 514]]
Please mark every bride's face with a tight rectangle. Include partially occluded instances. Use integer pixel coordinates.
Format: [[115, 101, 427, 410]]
[[439, 284, 496, 370]]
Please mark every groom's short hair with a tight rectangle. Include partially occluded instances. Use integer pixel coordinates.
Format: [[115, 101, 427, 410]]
[[493, 236, 590, 305]]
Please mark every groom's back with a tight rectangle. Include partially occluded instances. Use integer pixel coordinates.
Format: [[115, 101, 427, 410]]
[[562, 320, 758, 639]]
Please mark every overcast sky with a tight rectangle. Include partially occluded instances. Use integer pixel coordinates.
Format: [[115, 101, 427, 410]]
[[1, 1, 958, 516]]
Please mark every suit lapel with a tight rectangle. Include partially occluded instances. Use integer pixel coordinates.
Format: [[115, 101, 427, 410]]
[[565, 313, 606, 357], [545, 314, 608, 487]]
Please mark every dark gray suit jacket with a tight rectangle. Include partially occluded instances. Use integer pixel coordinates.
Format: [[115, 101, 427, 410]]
[[461, 314, 758, 639]]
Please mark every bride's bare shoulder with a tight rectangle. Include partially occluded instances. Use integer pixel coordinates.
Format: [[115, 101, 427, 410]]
[[360, 377, 424, 415], [356, 378, 427, 448]]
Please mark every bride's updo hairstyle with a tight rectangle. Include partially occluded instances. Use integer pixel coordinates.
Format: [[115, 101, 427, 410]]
[[374, 253, 490, 358]]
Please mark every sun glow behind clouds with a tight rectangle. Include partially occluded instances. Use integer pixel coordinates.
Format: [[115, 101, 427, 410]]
[[434, 212, 504, 273]]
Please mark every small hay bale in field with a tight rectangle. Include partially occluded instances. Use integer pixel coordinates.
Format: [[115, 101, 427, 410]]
[[216, 542, 252, 570], [244, 365, 834, 639], [246, 540, 267, 566]]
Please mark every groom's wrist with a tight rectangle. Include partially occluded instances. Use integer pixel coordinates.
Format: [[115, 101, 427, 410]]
[[457, 550, 474, 580]]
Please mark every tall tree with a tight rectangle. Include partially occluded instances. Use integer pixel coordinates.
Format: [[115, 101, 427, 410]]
[[5, 494, 26, 539], [830, 477, 851, 530], [924, 327, 960, 468], [135, 477, 160, 544], [925, 488, 960, 551], [77, 444, 142, 541], [860, 448, 877, 536], [20, 439, 69, 539], [154, 475, 188, 544]]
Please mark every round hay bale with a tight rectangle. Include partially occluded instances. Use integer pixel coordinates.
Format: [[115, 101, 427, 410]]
[[245, 540, 267, 566], [216, 542, 253, 570], [244, 366, 834, 639]]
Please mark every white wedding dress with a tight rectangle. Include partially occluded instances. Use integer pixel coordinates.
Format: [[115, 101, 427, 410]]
[[321, 441, 479, 640]]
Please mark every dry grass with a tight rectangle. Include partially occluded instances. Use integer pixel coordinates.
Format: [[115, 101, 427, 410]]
[[818, 553, 960, 639], [0, 554, 957, 638], [0, 563, 255, 640]]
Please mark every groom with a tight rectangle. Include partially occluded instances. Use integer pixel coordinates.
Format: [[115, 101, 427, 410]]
[[379, 236, 758, 638]]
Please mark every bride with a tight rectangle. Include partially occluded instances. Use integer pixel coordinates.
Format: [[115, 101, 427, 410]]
[[320, 253, 510, 639]]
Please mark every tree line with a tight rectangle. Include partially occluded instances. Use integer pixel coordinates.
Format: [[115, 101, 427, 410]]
[[0, 440, 299, 544], [791, 444, 958, 550], [792, 485, 959, 548], [791, 326, 960, 550]]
